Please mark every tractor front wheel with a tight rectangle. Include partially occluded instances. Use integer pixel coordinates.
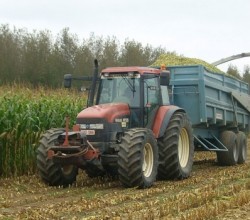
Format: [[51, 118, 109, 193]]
[[158, 112, 194, 180], [37, 129, 78, 186], [118, 128, 158, 188]]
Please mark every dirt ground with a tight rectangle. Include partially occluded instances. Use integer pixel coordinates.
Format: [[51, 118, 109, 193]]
[[215, 138, 250, 220], [0, 139, 249, 220]]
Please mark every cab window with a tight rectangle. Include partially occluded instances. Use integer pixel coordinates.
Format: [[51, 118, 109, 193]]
[[143, 75, 160, 126]]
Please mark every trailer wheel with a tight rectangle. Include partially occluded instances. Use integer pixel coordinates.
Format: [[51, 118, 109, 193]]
[[37, 129, 78, 186], [217, 131, 238, 166], [158, 112, 194, 180], [118, 128, 158, 188], [237, 131, 247, 164]]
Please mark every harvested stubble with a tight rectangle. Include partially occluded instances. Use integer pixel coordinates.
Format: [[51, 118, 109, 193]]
[[2, 162, 248, 220], [0, 141, 249, 219], [0, 85, 85, 176]]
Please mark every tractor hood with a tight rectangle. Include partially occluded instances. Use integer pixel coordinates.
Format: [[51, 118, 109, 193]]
[[77, 103, 130, 123]]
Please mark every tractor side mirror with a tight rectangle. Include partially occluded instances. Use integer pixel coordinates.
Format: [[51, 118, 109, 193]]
[[64, 74, 72, 88], [160, 71, 170, 86]]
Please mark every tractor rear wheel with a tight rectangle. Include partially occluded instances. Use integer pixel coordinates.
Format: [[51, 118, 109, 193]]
[[237, 131, 247, 164], [118, 128, 158, 188], [37, 129, 78, 186], [158, 112, 194, 180], [217, 131, 238, 166]]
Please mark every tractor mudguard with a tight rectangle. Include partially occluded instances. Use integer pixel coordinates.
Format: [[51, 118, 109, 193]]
[[152, 105, 185, 138]]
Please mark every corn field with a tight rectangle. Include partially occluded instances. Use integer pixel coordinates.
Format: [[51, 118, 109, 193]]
[[0, 85, 85, 176]]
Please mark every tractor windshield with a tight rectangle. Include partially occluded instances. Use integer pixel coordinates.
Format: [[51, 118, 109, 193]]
[[97, 75, 140, 108]]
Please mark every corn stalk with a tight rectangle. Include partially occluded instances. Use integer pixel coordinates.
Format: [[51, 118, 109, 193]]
[[0, 86, 85, 176]]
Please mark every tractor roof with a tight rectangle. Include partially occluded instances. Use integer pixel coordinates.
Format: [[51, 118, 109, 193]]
[[101, 66, 161, 75]]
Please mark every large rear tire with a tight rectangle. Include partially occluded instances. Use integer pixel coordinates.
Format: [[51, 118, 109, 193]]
[[237, 131, 247, 164], [37, 129, 78, 186], [217, 131, 238, 166], [158, 112, 194, 180], [118, 128, 158, 188]]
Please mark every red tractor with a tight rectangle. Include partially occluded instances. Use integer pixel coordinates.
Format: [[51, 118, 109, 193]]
[[37, 60, 193, 188]]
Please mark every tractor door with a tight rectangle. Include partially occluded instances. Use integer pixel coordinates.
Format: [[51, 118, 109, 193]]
[[142, 74, 161, 128]]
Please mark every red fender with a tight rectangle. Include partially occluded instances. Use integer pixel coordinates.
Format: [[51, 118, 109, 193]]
[[152, 105, 184, 138]]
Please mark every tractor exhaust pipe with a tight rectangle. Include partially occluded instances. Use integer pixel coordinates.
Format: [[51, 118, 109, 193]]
[[87, 59, 99, 107]]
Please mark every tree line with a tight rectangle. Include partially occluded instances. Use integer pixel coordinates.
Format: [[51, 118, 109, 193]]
[[0, 24, 249, 88], [226, 64, 250, 87], [0, 24, 167, 87]]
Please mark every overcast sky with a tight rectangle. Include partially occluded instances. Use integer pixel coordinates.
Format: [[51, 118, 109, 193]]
[[1, 0, 249, 74]]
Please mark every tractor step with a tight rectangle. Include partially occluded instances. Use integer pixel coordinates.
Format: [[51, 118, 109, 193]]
[[194, 135, 228, 152]]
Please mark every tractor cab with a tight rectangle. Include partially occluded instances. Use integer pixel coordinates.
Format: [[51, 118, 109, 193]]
[[63, 61, 171, 134], [94, 66, 170, 129]]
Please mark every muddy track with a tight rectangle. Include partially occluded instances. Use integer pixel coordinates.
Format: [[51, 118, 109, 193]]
[[0, 140, 250, 219]]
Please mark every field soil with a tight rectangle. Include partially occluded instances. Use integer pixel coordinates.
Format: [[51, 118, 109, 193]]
[[0, 139, 250, 220]]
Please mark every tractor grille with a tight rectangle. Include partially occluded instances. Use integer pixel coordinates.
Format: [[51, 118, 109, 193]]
[[76, 118, 122, 142]]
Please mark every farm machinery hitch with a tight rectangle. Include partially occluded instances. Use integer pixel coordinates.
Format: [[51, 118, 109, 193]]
[[47, 117, 102, 170]]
